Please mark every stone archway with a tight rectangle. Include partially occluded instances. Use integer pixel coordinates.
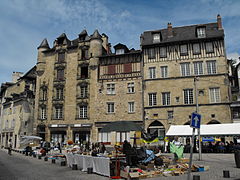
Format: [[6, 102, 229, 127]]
[[147, 120, 165, 137], [207, 120, 221, 124]]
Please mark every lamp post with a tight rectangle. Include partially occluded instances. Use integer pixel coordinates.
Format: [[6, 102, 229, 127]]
[[194, 77, 202, 161]]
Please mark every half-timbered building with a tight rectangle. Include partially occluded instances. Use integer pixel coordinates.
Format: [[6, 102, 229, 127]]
[[141, 15, 232, 137]]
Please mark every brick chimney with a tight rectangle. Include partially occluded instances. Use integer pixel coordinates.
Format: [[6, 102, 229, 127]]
[[167, 22, 173, 37], [217, 14, 223, 30]]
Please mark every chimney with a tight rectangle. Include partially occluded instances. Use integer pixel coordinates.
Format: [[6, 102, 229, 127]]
[[168, 22, 173, 37], [217, 14, 223, 30], [107, 43, 112, 54]]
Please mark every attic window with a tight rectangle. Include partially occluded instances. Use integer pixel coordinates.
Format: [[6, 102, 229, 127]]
[[153, 33, 160, 43], [197, 27, 206, 38], [116, 49, 124, 55]]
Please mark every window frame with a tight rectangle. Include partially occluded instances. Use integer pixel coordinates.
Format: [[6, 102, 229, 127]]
[[209, 87, 220, 103], [128, 102, 135, 113], [107, 83, 115, 95], [40, 107, 47, 120], [162, 92, 171, 106], [197, 27, 206, 38], [180, 44, 188, 56], [183, 89, 194, 104], [193, 43, 201, 55], [206, 60, 216, 74], [180, 62, 191, 76], [54, 106, 63, 119], [107, 102, 115, 113], [206, 42, 214, 53], [160, 66, 168, 78], [78, 105, 88, 119], [127, 82, 135, 93], [193, 61, 204, 75], [148, 48, 156, 59], [148, 93, 157, 106], [149, 67, 156, 79]]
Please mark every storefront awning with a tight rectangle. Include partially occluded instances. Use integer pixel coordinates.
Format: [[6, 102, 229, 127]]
[[166, 123, 240, 136], [100, 121, 142, 132]]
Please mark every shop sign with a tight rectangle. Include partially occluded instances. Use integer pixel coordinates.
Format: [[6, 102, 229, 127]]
[[50, 124, 68, 128]]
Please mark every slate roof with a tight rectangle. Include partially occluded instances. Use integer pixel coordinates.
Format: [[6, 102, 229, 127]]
[[91, 29, 102, 39], [141, 22, 224, 46], [37, 38, 50, 49]]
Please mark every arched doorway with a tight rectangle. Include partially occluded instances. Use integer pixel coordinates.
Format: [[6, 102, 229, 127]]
[[207, 120, 221, 124], [147, 121, 165, 137], [37, 124, 46, 141]]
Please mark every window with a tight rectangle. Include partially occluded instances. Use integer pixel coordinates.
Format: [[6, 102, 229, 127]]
[[5, 120, 9, 129], [193, 61, 203, 75], [80, 85, 88, 98], [162, 92, 170, 105], [160, 66, 168, 78], [206, 42, 214, 53], [40, 88, 47, 100], [98, 131, 111, 142], [116, 132, 130, 143], [149, 93, 157, 106], [128, 102, 135, 113], [107, 84, 115, 95], [168, 111, 174, 119], [160, 47, 167, 58], [79, 105, 88, 118], [233, 109, 240, 119], [180, 63, 190, 76], [107, 102, 115, 113], [40, 107, 46, 119], [180, 44, 188, 55], [149, 67, 156, 79], [116, 49, 124, 55], [55, 106, 63, 119], [153, 33, 160, 43], [56, 87, 64, 100], [193, 43, 201, 55], [207, 60, 216, 74], [57, 69, 64, 80], [209, 88, 220, 103], [81, 66, 88, 78], [184, 89, 194, 104], [148, 48, 156, 59], [197, 27, 206, 38], [127, 82, 135, 93], [82, 49, 89, 59], [58, 52, 65, 62]]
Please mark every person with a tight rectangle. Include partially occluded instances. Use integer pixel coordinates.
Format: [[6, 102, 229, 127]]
[[122, 140, 134, 166], [100, 143, 106, 154], [8, 139, 12, 155], [57, 142, 62, 153]]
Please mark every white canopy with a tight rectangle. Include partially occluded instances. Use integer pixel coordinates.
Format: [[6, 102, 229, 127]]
[[166, 123, 240, 136]]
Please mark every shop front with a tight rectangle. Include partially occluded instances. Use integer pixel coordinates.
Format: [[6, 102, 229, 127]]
[[70, 124, 92, 144], [49, 124, 68, 145]]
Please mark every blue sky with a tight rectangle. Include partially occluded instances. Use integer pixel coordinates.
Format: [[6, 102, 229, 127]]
[[1, 0, 240, 84]]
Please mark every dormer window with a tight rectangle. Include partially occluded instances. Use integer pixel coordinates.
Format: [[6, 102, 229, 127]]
[[153, 33, 160, 43], [116, 49, 124, 55], [197, 27, 206, 38]]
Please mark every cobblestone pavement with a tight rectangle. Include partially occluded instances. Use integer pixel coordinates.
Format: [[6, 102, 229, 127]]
[[0, 149, 240, 180]]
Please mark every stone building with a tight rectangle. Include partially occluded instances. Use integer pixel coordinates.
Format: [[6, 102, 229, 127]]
[[95, 43, 143, 144], [34, 30, 112, 144], [140, 15, 232, 137], [0, 68, 36, 148]]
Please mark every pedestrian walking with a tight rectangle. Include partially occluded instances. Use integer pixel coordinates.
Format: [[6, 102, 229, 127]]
[[8, 139, 12, 155]]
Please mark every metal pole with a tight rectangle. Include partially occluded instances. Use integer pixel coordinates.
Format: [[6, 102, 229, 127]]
[[187, 128, 195, 180], [194, 77, 202, 161]]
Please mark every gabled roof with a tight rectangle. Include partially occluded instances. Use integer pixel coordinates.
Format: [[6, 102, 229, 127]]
[[141, 22, 224, 46]]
